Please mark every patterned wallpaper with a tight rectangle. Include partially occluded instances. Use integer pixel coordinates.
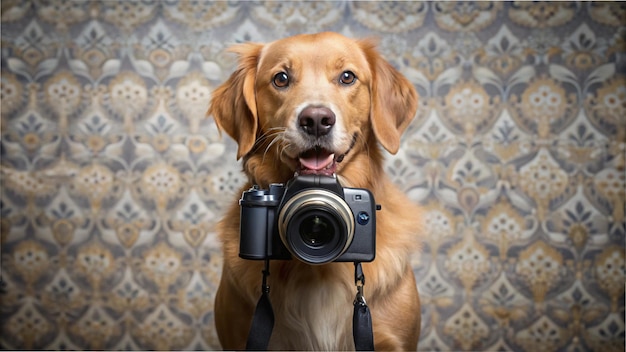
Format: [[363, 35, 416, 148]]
[[1, 1, 624, 351]]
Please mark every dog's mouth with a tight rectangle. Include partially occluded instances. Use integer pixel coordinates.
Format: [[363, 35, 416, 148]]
[[297, 147, 336, 176], [296, 134, 357, 176]]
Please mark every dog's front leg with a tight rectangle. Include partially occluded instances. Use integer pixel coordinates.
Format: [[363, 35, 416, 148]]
[[214, 267, 255, 350]]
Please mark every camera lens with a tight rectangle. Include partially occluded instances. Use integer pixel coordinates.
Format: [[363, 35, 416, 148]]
[[300, 215, 333, 248], [278, 190, 355, 265]]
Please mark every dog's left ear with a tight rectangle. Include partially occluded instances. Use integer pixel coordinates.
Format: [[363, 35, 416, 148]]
[[208, 43, 263, 159], [360, 40, 418, 155]]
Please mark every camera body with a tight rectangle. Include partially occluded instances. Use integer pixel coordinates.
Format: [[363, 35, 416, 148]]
[[239, 175, 377, 265]]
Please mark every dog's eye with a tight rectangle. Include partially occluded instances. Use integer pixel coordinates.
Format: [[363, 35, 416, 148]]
[[339, 71, 357, 85], [273, 72, 290, 88]]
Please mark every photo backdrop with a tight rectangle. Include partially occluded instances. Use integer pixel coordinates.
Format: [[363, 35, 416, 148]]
[[1, 1, 624, 350]]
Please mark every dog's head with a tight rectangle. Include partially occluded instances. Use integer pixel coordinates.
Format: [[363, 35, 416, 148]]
[[208, 32, 417, 186]]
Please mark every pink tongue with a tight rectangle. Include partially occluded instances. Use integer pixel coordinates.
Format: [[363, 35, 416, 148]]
[[299, 150, 335, 170]]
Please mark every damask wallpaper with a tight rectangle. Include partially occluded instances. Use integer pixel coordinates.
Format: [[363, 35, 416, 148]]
[[0, 1, 624, 351]]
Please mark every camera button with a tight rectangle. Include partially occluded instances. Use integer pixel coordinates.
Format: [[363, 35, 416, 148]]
[[357, 212, 370, 225]]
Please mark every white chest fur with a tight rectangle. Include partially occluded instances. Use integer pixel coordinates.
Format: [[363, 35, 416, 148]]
[[265, 263, 356, 350]]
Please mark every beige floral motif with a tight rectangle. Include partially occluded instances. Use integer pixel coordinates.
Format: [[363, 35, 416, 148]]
[[594, 168, 625, 223], [35, 0, 89, 30], [443, 303, 489, 350], [433, 1, 502, 32], [562, 24, 606, 70], [1, 167, 57, 207], [479, 272, 529, 327], [107, 268, 151, 312], [203, 166, 245, 197], [407, 32, 456, 82], [515, 315, 566, 351], [139, 163, 185, 214], [140, 241, 184, 295], [44, 71, 82, 128], [585, 76, 626, 142], [186, 135, 208, 154], [594, 246, 625, 312], [171, 191, 218, 248], [72, 164, 116, 213], [251, 2, 342, 32], [108, 72, 148, 133], [568, 223, 589, 252], [422, 201, 457, 252], [589, 2, 626, 27], [445, 228, 491, 293], [101, 0, 156, 32], [515, 240, 565, 304], [74, 242, 116, 291], [482, 200, 528, 259], [40, 269, 87, 336], [519, 148, 570, 222], [476, 25, 525, 77], [1, 0, 30, 22], [131, 303, 194, 350], [185, 224, 210, 248], [10, 20, 57, 69], [176, 74, 212, 133], [511, 76, 576, 138], [69, 305, 120, 350], [551, 279, 608, 348], [11, 240, 51, 291], [165, 1, 239, 31], [441, 81, 500, 138], [51, 219, 76, 246], [508, 2, 576, 28], [352, 1, 427, 33], [114, 222, 141, 248], [4, 84, 57, 155], [4, 302, 53, 349], [1, 71, 24, 117]]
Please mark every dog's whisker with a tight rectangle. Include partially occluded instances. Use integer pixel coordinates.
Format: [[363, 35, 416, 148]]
[[260, 129, 287, 164]]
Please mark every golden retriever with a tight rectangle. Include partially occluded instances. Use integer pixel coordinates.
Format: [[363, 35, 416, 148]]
[[208, 32, 422, 351]]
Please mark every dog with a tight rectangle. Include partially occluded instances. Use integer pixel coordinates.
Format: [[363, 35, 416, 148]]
[[208, 32, 422, 351]]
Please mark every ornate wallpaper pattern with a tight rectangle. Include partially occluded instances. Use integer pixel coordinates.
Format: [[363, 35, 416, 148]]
[[1, 1, 624, 350]]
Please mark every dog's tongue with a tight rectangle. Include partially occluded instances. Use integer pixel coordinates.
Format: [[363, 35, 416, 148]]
[[298, 148, 335, 172]]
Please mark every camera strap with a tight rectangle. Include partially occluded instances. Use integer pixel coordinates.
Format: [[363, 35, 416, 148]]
[[246, 259, 274, 350], [353, 262, 375, 350], [245, 261, 375, 351]]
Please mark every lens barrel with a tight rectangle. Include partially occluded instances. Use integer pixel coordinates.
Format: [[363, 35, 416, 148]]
[[278, 189, 355, 264]]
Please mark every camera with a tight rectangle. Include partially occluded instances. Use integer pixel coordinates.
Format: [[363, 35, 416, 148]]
[[239, 175, 378, 265]]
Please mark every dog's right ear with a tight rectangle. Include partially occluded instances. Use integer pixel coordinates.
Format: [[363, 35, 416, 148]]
[[208, 43, 263, 159]]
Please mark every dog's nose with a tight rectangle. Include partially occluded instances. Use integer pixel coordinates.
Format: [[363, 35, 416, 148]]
[[298, 106, 336, 137]]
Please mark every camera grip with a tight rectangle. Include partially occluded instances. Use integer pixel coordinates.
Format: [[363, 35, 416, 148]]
[[239, 203, 270, 260]]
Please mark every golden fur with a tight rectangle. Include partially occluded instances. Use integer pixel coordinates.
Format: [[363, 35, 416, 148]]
[[208, 32, 422, 350]]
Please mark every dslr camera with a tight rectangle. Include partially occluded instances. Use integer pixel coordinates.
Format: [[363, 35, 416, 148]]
[[239, 175, 378, 265]]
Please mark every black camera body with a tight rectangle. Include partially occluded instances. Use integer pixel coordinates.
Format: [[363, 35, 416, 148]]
[[239, 175, 377, 265]]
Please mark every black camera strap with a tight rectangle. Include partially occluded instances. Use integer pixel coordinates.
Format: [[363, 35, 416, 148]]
[[245, 261, 375, 351], [353, 262, 375, 350], [246, 259, 274, 350]]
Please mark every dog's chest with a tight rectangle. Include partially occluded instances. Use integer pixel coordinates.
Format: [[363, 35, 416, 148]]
[[266, 265, 355, 350]]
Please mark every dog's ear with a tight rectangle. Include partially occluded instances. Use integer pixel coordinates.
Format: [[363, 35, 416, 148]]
[[360, 39, 418, 154], [208, 43, 263, 159]]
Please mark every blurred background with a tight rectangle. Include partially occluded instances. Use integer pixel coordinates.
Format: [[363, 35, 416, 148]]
[[1, 1, 624, 350]]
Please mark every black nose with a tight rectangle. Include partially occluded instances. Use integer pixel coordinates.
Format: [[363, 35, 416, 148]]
[[298, 106, 336, 137]]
